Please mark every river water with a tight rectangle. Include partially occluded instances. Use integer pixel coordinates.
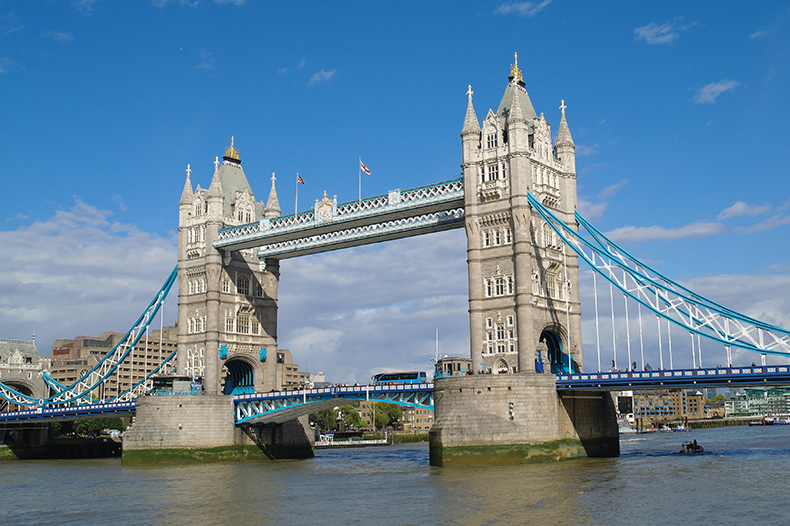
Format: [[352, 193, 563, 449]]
[[2, 425, 789, 525]]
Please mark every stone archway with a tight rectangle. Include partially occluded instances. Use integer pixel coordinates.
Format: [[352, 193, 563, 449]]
[[221, 358, 255, 395], [539, 329, 572, 374], [494, 358, 509, 374]]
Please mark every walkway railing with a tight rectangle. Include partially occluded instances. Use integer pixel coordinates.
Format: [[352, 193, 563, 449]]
[[214, 178, 464, 255]]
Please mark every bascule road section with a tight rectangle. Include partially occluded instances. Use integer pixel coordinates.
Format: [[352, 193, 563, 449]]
[[214, 178, 465, 257], [234, 383, 434, 425]]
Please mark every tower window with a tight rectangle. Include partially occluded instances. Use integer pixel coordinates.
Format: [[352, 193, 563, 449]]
[[237, 274, 250, 296], [486, 132, 498, 149]]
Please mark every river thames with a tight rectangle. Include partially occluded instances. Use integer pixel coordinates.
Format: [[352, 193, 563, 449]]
[[2, 425, 789, 525]]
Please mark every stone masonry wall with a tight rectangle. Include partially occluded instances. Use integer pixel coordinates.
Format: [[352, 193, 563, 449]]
[[431, 374, 570, 447], [123, 395, 237, 450]]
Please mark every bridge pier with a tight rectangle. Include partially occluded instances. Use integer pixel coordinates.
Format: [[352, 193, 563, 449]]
[[122, 395, 314, 464], [429, 375, 618, 466]]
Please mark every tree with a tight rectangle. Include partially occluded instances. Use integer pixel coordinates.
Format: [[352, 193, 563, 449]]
[[338, 404, 363, 428], [310, 409, 338, 431], [706, 394, 726, 405], [374, 402, 402, 429]]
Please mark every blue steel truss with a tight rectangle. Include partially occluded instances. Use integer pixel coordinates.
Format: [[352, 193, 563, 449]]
[[233, 383, 434, 425], [528, 193, 790, 361], [0, 266, 178, 407], [0, 401, 136, 423], [558, 365, 790, 390], [215, 178, 465, 258]]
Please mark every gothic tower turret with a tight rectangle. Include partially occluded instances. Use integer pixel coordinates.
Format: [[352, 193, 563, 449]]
[[462, 54, 582, 376], [177, 138, 282, 395]]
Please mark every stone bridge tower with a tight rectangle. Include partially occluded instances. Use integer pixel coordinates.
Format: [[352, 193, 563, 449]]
[[430, 56, 617, 466], [177, 139, 283, 395], [462, 54, 582, 376]]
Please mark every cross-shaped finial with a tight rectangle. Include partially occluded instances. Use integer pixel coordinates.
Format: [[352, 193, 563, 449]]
[[186, 163, 191, 177], [560, 99, 567, 115], [271, 172, 276, 183], [214, 156, 219, 169], [466, 84, 474, 99]]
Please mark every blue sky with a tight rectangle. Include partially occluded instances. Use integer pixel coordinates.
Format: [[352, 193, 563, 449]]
[[1, 1, 789, 381]]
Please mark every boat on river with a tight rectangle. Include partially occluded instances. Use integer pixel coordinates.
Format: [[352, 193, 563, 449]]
[[679, 440, 704, 454]]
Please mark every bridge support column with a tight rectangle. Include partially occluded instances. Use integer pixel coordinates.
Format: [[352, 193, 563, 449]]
[[122, 395, 314, 464], [429, 375, 618, 466]]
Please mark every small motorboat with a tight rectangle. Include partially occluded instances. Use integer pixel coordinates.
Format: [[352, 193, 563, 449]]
[[680, 440, 704, 454]]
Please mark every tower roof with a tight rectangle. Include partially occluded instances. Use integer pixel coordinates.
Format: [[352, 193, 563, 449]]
[[265, 172, 281, 218], [179, 164, 194, 205], [462, 85, 481, 135], [214, 137, 264, 218], [555, 99, 575, 147], [496, 53, 537, 123]]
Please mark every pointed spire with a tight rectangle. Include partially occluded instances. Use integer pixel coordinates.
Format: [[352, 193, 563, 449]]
[[508, 83, 526, 124], [462, 84, 481, 135], [555, 99, 575, 148], [179, 164, 193, 205], [208, 156, 223, 197], [265, 172, 281, 218]]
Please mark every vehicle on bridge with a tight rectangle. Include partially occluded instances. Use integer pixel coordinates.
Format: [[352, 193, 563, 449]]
[[372, 371, 427, 385]]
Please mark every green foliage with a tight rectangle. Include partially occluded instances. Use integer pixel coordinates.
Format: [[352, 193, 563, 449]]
[[50, 418, 126, 438], [374, 402, 402, 428], [338, 404, 363, 428], [705, 394, 726, 405], [310, 409, 338, 431]]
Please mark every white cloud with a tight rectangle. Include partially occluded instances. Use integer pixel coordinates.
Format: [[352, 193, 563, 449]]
[[0, 200, 178, 358], [577, 179, 627, 222], [694, 80, 743, 104], [0, 57, 14, 74], [575, 144, 598, 157], [494, 0, 553, 17], [750, 29, 767, 39], [195, 50, 216, 71], [309, 69, 336, 86], [717, 201, 770, 221], [42, 31, 75, 43], [634, 20, 694, 45], [606, 222, 726, 243], [71, 0, 101, 14], [278, 230, 469, 382]]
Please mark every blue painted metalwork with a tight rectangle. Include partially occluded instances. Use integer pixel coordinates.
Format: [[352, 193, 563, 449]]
[[224, 360, 254, 395], [233, 383, 434, 425], [259, 348, 267, 362], [557, 365, 790, 390], [528, 193, 790, 360], [219, 344, 228, 360], [0, 401, 136, 423], [0, 266, 178, 407]]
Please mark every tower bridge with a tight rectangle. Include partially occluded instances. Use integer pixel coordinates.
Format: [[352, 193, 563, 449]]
[[2, 56, 790, 464]]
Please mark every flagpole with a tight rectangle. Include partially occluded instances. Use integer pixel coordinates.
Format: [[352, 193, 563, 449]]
[[358, 156, 361, 203], [295, 173, 299, 215]]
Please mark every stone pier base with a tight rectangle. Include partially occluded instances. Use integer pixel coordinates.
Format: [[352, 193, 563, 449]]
[[429, 374, 618, 466], [122, 395, 314, 464]]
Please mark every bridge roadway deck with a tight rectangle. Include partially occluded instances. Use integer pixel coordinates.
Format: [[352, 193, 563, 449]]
[[233, 383, 435, 425], [0, 401, 136, 423], [2, 366, 790, 425], [556, 365, 790, 390]]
